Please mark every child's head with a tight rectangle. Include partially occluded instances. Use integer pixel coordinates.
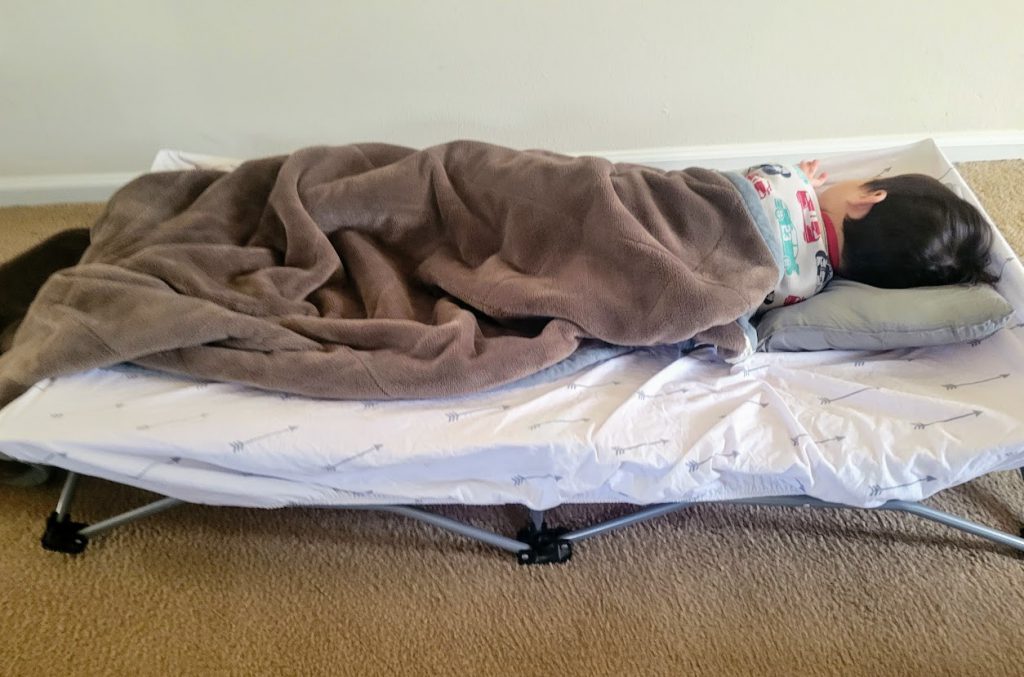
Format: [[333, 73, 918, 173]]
[[822, 174, 997, 288]]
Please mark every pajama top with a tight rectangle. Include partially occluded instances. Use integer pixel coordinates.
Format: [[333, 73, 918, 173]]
[[743, 164, 836, 312]]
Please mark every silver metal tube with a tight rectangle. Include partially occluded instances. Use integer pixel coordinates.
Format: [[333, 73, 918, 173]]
[[728, 495, 1024, 552], [881, 500, 1024, 552], [725, 496, 843, 509], [54, 472, 80, 519], [528, 509, 545, 531], [563, 502, 693, 542], [335, 505, 531, 553], [78, 497, 184, 538]]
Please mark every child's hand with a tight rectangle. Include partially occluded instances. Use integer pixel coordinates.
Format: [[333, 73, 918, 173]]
[[798, 160, 828, 188]]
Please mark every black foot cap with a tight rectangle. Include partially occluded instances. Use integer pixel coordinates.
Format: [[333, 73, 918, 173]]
[[516, 523, 572, 565], [41, 512, 89, 554]]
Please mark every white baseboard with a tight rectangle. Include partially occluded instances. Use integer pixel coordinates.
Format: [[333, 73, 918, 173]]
[[0, 172, 139, 207], [3, 130, 1023, 207]]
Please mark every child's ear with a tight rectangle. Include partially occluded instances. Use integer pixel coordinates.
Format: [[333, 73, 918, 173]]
[[847, 189, 887, 220]]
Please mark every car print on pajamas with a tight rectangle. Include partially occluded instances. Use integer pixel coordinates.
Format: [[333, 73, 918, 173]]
[[774, 198, 800, 275], [815, 250, 833, 292], [755, 164, 792, 178], [796, 190, 822, 242], [748, 174, 772, 199]]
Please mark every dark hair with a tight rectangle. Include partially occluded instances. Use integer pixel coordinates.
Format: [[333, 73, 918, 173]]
[[840, 174, 999, 288]]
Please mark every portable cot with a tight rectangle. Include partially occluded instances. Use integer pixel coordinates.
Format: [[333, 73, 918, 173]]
[[1, 139, 1023, 563]]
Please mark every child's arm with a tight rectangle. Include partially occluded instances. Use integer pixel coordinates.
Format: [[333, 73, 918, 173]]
[[798, 160, 828, 188]]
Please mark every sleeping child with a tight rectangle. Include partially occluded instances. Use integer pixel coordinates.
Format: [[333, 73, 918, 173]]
[[744, 159, 996, 313], [0, 141, 1003, 406]]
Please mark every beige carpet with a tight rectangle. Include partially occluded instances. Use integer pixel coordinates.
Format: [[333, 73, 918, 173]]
[[2, 162, 1024, 677]]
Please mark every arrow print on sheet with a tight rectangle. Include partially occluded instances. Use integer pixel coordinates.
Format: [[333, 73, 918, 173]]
[[136, 456, 182, 479], [791, 434, 845, 447], [612, 438, 671, 456], [529, 418, 591, 430], [51, 402, 127, 419], [445, 404, 511, 422], [566, 380, 622, 391], [137, 412, 210, 431], [229, 425, 299, 452], [819, 387, 876, 405], [869, 475, 937, 497], [637, 386, 689, 401], [330, 487, 424, 503], [565, 381, 618, 391], [913, 410, 982, 430], [943, 374, 1010, 390], [331, 487, 377, 499], [718, 399, 769, 419], [511, 474, 563, 487], [323, 444, 383, 471], [39, 452, 69, 465], [798, 435, 846, 446], [687, 449, 740, 472]]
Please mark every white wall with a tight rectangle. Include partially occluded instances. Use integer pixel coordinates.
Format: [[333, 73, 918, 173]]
[[2, 0, 1022, 176]]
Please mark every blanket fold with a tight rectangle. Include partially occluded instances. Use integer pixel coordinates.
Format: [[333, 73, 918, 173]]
[[0, 141, 779, 405]]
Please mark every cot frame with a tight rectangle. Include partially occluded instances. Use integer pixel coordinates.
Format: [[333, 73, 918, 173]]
[[14, 140, 1024, 564], [39, 468, 1024, 563]]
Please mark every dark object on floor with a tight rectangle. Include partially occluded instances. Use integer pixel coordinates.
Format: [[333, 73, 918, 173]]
[[0, 455, 51, 486], [0, 228, 90, 352]]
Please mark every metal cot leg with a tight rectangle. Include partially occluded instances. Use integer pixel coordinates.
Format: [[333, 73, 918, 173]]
[[728, 496, 1024, 554], [514, 507, 572, 564], [41, 471, 184, 554], [78, 498, 184, 540], [34, 469, 1024, 560], [54, 471, 80, 519], [882, 500, 1024, 553], [42, 472, 90, 554], [371, 505, 531, 554], [561, 502, 696, 543], [1019, 467, 1024, 537]]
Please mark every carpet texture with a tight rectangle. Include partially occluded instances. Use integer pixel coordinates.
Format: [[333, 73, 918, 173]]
[[1, 160, 1023, 677]]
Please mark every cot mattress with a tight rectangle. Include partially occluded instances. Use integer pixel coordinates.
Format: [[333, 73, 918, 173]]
[[1, 140, 1022, 511]]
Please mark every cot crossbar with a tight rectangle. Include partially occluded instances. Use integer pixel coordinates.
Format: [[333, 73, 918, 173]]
[[338, 504, 532, 553], [39, 472, 1024, 562], [557, 496, 1024, 554]]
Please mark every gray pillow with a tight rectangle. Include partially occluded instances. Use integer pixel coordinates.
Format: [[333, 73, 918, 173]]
[[755, 279, 1015, 352]]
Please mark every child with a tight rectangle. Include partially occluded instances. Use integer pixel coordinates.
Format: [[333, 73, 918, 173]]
[[745, 160, 997, 312]]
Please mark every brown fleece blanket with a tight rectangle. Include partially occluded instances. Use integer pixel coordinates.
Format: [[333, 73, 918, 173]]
[[0, 141, 778, 406]]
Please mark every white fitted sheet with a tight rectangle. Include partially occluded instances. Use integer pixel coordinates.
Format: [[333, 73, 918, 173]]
[[1, 140, 1022, 510]]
